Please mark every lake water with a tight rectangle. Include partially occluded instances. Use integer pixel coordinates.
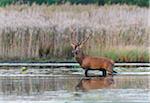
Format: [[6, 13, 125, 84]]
[[0, 66, 149, 103]]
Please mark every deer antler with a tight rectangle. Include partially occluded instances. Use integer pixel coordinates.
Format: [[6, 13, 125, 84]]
[[78, 29, 93, 47], [70, 27, 78, 45], [70, 27, 93, 48]]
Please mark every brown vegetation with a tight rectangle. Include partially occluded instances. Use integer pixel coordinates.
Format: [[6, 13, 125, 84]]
[[0, 4, 149, 62]]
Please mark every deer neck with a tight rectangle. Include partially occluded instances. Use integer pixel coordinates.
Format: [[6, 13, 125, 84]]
[[75, 51, 85, 65]]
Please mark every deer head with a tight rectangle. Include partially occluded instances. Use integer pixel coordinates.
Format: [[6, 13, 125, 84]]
[[70, 27, 93, 58]]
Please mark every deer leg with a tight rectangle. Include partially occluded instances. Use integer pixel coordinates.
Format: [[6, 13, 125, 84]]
[[102, 69, 107, 77], [85, 69, 88, 77], [107, 69, 113, 75], [107, 65, 113, 75]]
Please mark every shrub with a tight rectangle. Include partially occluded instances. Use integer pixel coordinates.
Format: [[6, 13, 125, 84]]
[[0, 0, 16, 6], [0, 0, 149, 7]]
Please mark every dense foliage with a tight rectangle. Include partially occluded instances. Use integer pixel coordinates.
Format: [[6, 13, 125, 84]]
[[0, 0, 149, 7], [0, 0, 16, 6]]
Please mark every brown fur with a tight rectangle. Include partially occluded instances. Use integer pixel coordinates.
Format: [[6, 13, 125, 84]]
[[72, 45, 115, 75], [80, 56, 114, 73]]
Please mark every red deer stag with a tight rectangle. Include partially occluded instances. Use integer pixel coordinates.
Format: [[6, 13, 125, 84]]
[[70, 27, 116, 76]]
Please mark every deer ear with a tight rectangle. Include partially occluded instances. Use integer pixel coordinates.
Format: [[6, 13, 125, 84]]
[[71, 43, 76, 49], [79, 44, 83, 48]]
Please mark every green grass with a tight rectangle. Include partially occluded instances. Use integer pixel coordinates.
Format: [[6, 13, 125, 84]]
[[89, 46, 149, 62]]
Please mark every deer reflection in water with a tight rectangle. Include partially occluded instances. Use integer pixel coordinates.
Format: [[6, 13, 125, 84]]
[[75, 75, 114, 91]]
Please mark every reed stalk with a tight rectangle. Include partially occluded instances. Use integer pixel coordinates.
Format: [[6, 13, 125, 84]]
[[0, 4, 149, 62]]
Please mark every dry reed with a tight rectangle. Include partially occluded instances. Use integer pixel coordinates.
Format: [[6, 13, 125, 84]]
[[0, 4, 149, 62]]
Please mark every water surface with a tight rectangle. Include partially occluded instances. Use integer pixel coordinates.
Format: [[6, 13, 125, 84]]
[[0, 67, 149, 102]]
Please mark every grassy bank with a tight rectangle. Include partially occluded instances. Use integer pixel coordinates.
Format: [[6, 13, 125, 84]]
[[0, 4, 149, 62]]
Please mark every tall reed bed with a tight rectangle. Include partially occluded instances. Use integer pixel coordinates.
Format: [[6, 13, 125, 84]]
[[0, 4, 149, 62]]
